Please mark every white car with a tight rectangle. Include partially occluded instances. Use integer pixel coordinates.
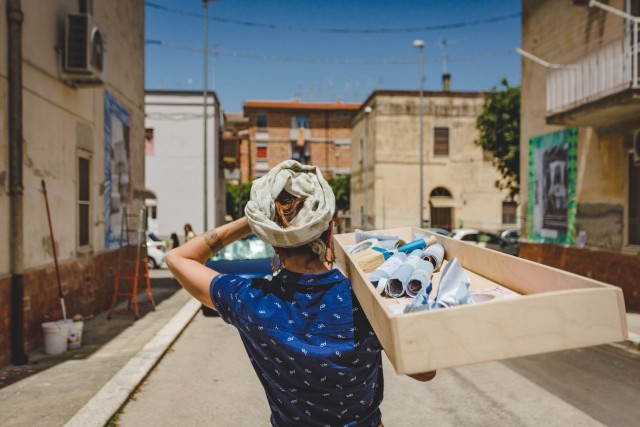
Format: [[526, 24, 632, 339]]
[[146, 232, 167, 269]]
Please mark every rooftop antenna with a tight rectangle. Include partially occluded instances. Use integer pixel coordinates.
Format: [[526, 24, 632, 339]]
[[436, 38, 449, 74]]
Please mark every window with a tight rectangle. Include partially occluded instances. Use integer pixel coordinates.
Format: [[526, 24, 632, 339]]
[[434, 127, 449, 156], [78, 155, 91, 248], [478, 232, 501, 245], [460, 233, 478, 242], [221, 138, 239, 169], [256, 146, 268, 159], [145, 128, 154, 154], [629, 154, 640, 245], [502, 201, 517, 224], [291, 115, 309, 129], [256, 114, 268, 130], [291, 141, 310, 164]]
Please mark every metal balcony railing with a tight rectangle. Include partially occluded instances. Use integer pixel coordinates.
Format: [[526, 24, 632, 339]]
[[547, 15, 639, 114]]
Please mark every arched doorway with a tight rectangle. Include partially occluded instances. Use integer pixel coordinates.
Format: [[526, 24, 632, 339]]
[[429, 187, 454, 231]]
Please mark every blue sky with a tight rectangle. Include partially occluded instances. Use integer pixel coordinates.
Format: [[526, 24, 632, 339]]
[[145, 0, 521, 113]]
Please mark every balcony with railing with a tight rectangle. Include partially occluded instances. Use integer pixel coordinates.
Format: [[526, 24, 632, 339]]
[[545, 17, 640, 127]]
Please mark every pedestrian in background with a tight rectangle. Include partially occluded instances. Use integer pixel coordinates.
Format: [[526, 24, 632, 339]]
[[168, 160, 435, 426], [170, 232, 180, 249], [184, 223, 195, 242]]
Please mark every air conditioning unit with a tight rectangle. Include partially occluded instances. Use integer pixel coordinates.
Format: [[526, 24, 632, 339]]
[[63, 13, 105, 84], [633, 129, 640, 166]]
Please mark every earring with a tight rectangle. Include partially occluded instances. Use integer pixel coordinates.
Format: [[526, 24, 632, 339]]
[[271, 254, 282, 274]]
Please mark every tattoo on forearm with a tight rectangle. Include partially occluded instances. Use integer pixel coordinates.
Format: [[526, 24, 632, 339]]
[[203, 230, 224, 254]]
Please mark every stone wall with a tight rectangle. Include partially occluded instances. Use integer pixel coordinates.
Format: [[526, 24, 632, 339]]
[[519, 242, 640, 311], [0, 246, 135, 365]]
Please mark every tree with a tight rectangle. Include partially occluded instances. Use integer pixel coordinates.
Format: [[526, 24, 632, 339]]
[[327, 174, 350, 213], [226, 182, 252, 220], [476, 79, 520, 201]]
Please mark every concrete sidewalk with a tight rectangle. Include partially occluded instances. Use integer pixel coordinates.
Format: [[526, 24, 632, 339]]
[[0, 269, 201, 427], [0, 267, 638, 427]]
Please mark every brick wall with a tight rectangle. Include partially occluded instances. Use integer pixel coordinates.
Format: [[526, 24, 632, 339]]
[[244, 105, 357, 180], [0, 276, 10, 366], [519, 242, 640, 311], [0, 246, 134, 365], [268, 142, 291, 168], [310, 142, 330, 171], [267, 113, 291, 139]]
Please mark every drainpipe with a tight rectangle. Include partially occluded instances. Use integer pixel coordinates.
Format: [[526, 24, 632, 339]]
[[7, 0, 28, 365]]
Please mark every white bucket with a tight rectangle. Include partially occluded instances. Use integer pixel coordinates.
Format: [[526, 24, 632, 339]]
[[67, 321, 84, 349], [42, 320, 71, 355]]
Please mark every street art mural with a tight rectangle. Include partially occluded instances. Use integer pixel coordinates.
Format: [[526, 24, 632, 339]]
[[104, 92, 131, 249], [527, 127, 577, 245]]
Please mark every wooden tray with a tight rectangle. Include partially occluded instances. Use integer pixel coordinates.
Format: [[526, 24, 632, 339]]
[[334, 227, 628, 374]]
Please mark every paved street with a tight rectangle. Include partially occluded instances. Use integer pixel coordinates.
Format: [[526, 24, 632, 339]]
[[118, 311, 640, 426]]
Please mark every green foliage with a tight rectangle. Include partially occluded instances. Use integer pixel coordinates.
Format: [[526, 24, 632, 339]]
[[327, 174, 351, 213], [476, 79, 520, 201], [226, 182, 252, 220]]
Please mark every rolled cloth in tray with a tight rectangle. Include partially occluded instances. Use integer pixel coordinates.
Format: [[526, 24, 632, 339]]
[[245, 160, 336, 248]]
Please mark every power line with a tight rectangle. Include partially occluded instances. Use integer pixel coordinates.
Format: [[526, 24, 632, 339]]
[[145, 39, 516, 65], [145, 1, 520, 34]]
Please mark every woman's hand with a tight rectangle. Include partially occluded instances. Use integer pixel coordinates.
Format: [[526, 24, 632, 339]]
[[166, 217, 252, 308]]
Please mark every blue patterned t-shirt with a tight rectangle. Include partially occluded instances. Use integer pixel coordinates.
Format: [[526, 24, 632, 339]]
[[210, 268, 384, 427]]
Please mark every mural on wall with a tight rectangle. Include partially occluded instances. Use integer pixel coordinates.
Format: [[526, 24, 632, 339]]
[[104, 92, 132, 249], [527, 127, 577, 245]]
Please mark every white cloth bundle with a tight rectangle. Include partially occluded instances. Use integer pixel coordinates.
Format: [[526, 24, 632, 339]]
[[244, 160, 335, 248]]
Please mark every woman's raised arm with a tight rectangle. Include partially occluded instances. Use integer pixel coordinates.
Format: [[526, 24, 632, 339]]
[[166, 217, 252, 308]]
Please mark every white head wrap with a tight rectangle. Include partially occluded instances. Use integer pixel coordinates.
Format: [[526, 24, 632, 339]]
[[244, 160, 336, 248]]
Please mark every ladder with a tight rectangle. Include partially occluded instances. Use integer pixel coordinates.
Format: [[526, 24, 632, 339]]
[[107, 207, 156, 320]]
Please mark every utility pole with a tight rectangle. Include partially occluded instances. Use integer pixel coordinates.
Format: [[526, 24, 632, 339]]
[[413, 39, 425, 228], [203, 1, 209, 232], [363, 106, 372, 229]]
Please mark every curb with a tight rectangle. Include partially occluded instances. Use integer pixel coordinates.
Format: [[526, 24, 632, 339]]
[[624, 332, 640, 351], [64, 297, 202, 427]]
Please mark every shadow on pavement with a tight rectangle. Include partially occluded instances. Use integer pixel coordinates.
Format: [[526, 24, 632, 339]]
[[0, 270, 181, 390]]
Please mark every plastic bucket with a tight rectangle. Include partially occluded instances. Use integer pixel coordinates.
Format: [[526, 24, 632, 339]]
[[67, 321, 84, 349], [42, 320, 71, 355]]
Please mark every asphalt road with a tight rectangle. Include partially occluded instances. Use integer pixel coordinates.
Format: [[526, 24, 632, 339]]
[[117, 312, 640, 427]]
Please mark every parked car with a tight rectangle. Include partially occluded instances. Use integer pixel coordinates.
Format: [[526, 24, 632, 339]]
[[206, 234, 275, 278], [146, 232, 168, 269], [450, 228, 518, 256], [500, 228, 520, 245], [425, 227, 451, 236], [203, 234, 275, 316]]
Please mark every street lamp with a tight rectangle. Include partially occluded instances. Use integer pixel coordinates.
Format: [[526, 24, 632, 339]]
[[203, 0, 219, 231], [363, 106, 372, 230], [413, 39, 425, 228], [203, 1, 210, 232]]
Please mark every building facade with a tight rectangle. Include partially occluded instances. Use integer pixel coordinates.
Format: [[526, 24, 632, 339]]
[[0, 0, 145, 365], [520, 0, 640, 309], [221, 112, 249, 183], [351, 89, 513, 232], [242, 100, 358, 180], [144, 90, 224, 239]]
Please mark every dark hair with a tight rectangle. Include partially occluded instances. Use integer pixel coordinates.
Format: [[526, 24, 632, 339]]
[[273, 190, 336, 266]]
